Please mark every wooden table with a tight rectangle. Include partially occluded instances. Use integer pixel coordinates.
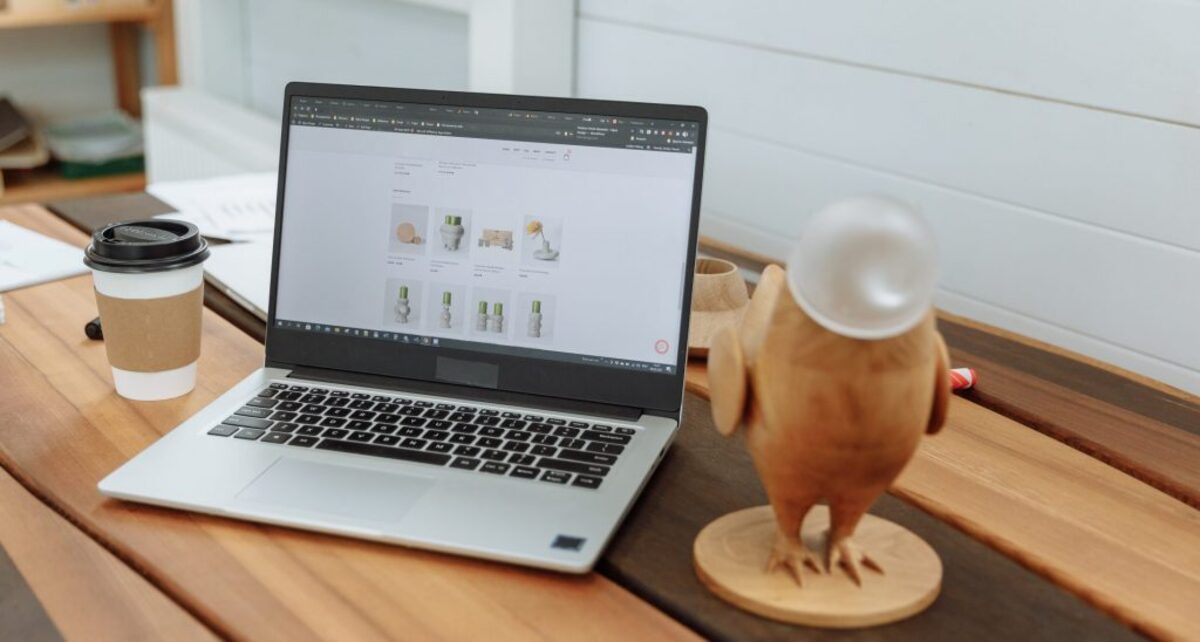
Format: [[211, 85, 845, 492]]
[[2, 198, 1198, 640]]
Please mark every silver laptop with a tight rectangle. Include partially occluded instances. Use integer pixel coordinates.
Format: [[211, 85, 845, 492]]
[[99, 83, 707, 572]]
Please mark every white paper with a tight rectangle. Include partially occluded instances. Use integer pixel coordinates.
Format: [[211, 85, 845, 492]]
[[148, 172, 277, 242], [204, 239, 272, 320], [0, 220, 88, 292]]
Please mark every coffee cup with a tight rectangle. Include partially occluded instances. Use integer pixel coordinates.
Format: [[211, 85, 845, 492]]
[[85, 220, 210, 401]]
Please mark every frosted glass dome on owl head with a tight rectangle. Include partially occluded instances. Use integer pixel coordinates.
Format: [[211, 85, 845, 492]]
[[786, 196, 938, 340]]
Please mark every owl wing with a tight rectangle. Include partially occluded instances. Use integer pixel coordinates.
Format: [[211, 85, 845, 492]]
[[708, 325, 748, 436], [927, 331, 951, 435]]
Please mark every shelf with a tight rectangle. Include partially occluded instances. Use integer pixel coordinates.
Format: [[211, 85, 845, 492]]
[[0, 167, 145, 205], [0, 2, 159, 29]]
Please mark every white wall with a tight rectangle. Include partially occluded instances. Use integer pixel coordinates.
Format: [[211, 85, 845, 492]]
[[575, 0, 1200, 394]]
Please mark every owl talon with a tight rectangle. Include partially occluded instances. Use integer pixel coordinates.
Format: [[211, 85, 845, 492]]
[[825, 536, 883, 587], [766, 532, 821, 586]]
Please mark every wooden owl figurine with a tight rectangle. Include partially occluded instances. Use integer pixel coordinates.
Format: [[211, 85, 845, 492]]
[[707, 197, 950, 587]]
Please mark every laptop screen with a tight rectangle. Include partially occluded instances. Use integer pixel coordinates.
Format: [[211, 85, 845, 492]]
[[273, 95, 700, 379]]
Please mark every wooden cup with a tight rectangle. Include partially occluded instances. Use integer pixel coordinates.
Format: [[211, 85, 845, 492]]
[[688, 258, 750, 358]]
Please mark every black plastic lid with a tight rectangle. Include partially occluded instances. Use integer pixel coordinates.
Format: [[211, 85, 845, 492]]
[[84, 219, 210, 273]]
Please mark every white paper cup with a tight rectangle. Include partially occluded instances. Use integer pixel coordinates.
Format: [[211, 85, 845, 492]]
[[85, 220, 210, 402]]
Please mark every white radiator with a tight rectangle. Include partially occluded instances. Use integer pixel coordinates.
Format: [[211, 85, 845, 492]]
[[142, 87, 279, 183]]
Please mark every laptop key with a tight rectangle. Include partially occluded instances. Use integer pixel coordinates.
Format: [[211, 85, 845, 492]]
[[436, 403, 456, 410], [572, 475, 603, 490], [505, 430, 530, 442], [508, 454, 535, 466], [234, 428, 265, 440], [317, 439, 452, 466], [222, 415, 271, 429], [560, 438, 587, 450], [370, 423, 397, 434], [502, 411, 521, 418], [257, 388, 279, 398], [523, 415, 544, 422], [328, 390, 349, 397], [424, 430, 449, 441], [452, 423, 478, 434], [448, 412, 474, 423], [532, 434, 557, 445], [326, 397, 350, 408], [400, 438, 427, 450], [591, 424, 613, 433], [502, 442, 530, 453], [289, 384, 310, 391], [235, 406, 272, 419], [300, 394, 325, 404], [530, 445, 556, 457], [320, 417, 347, 428], [261, 432, 290, 445], [478, 409, 499, 416], [426, 419, 452, 430], [501, 419, 526, 429], [208, 425, 238, 437], [509, 466, 539, 479], [449, 434, 476, 445], [479, 427, 504, 437], [374, 402, 399, 413], [398, 426, 423, 437], [586, 442, 625, 455], [541, 471, 571, 484], [269, 382, 288, 390], [271, 411, 298, 422], [581, 430, 630, 445], [374, 434, 400, 446], [351, 392, 369, 399], [346, 420, 372, 431], [453, 446, 481, 457], [424, 409, 449, 420], [247, 397, 278, 408], [375, 413, 401, 424], [568, 421, 590, 428], [477, 437, 502, 449], [398, 406, 423, 416], [427, 442, 454, 453], [474, 416, 501, 426], [526, 423, 552, 434], [552, 426, 579, 438], [546, 418, 566, 425], [349, 431, 374, 443], [276, 400, 303, 411], [325, 407, 351, 418], [271, 422, 299, 433], [414, 401, 434, 408], [615, 427, 636, 436], [349, 410, 376, 421], [322, 428, 349, 439], [400, 416, 427, 427], [537, 458, 610, 477], [481, 449, 507, 461], [288, 435, 319, 448], [481, 462, 510, 475], [311, 388, 330, 395], [350, 399, 374, 410], [558, 449, 618, 466], [297, 425, 323, 436], [450, 457, 481, 471], [301, 404, 324, 414], [276, 392, 301, 402]]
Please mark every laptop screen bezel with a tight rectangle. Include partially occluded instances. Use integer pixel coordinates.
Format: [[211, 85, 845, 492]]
[[264, 82, 707, 413]]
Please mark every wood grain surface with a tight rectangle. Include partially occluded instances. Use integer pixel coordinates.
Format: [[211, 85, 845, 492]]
[[686, 362, 1200, 640], [0, 205, 698, 642], [0, 468, 215, 642]]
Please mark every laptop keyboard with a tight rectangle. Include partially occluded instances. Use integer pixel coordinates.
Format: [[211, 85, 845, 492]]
[[206, 382, 638, 490]]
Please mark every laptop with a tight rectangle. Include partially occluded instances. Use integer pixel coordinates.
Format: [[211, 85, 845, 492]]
[[99, 83, 707, 573]]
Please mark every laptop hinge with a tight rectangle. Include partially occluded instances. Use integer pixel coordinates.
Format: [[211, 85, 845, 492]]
[[274, 363, 644, 421]]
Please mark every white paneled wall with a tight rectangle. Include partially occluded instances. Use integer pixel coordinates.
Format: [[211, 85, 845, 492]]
[[575, 0, 1200, 394]]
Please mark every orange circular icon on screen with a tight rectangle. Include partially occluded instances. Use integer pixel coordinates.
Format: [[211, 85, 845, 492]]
[[655, 339, 669, 354]]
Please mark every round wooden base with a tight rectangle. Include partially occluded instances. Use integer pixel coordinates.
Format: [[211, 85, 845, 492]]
[[694, 505, 941, 628]]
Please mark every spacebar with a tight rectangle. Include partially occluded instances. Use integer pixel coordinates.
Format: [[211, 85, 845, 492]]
[[315, 439, 452, 466]]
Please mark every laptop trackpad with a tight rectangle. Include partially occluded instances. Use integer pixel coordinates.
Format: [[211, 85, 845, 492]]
[[234, 457, 432, 528]]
